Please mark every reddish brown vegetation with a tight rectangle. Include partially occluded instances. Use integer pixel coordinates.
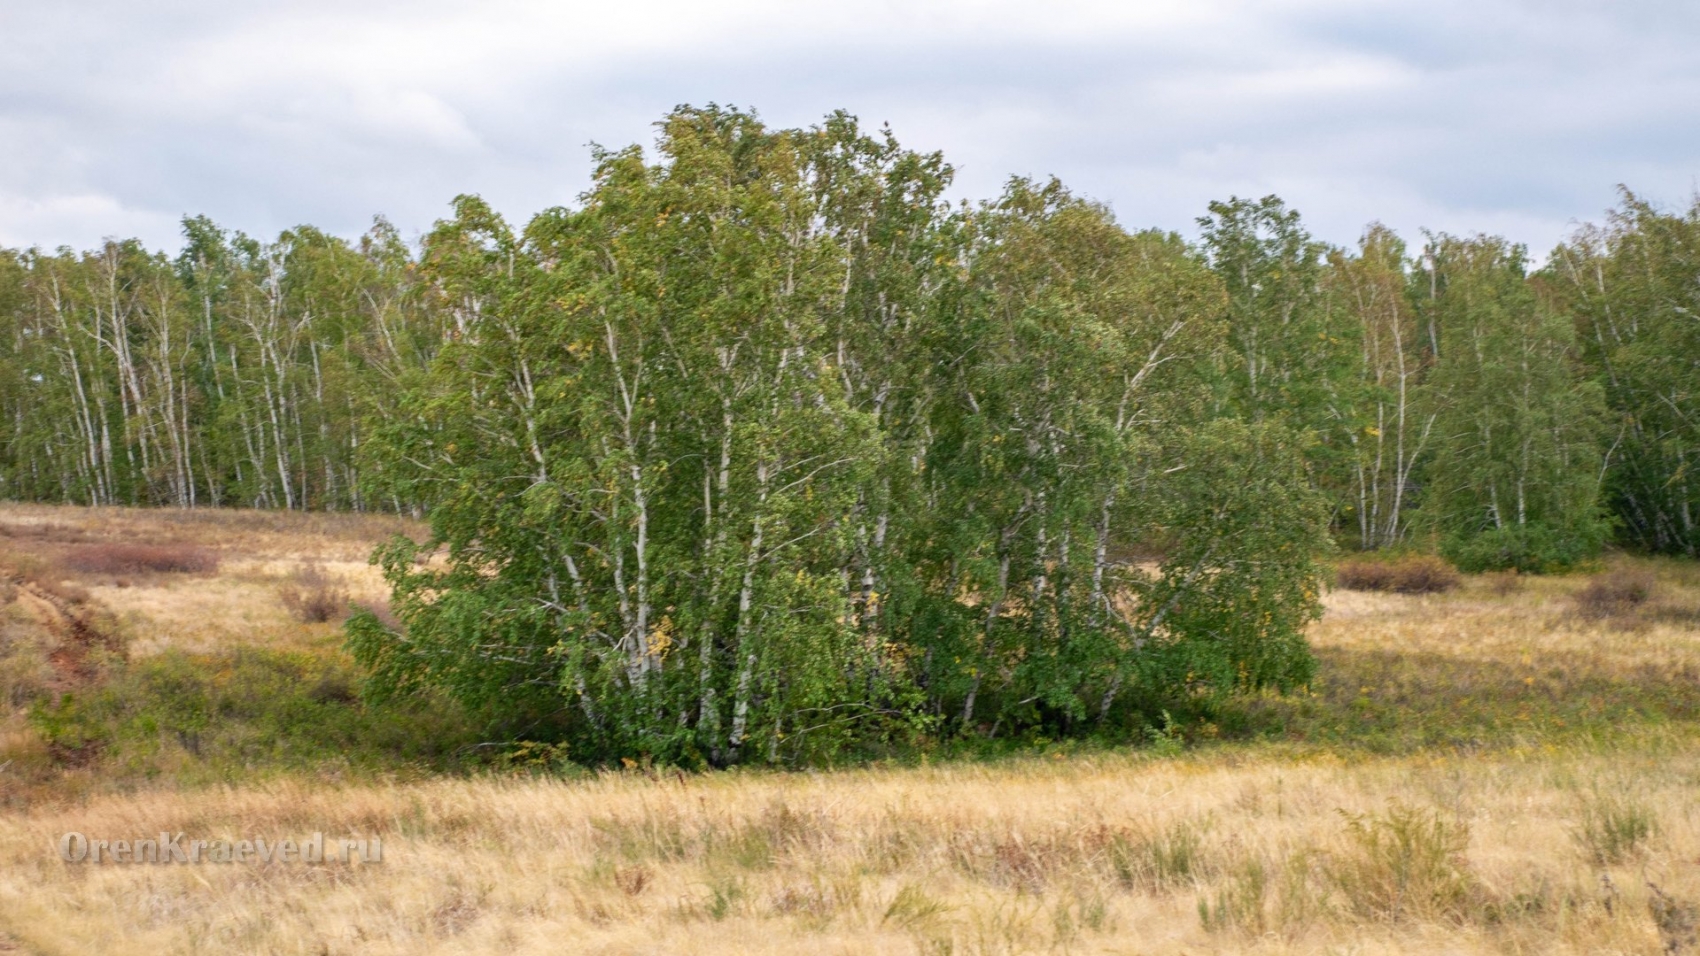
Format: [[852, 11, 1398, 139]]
[[0, 561, 124, 705], [279, 563, 350, 624], [1335, 555, 1462, 595], [1574, 570, 1656, 618], [60, 543, 218, 575], [1480, 570, 1525, 596]]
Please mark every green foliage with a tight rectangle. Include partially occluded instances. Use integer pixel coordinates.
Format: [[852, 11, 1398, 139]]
[[0, 101, 1691, 783], [0, 212, 445, 511], [1126, 420, 1328, 699], [1442, 523, 1608, 574], [1143, 711, 1185, 758], [1415, 234, 1611, 571], [0, 109, 1681, 575], [345, 108, 1332, 765], [28, 648, 476, 779], [1197, 195, 1344, 425], [1547, 191, 1700, 557], [1322, 225, 1430, 550]]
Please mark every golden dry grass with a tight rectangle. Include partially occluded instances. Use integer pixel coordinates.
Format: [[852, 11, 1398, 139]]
[[0, 747, 1695, 954], [1, 503, 1699, 954], [0, 502, 414, 653]]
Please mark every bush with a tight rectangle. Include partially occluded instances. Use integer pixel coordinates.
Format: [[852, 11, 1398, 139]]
[[279, 563, 350, 623], [61, 543, 218, 575], [1441, 524, 1606, 574], [1573, 570, 1655, 619], [1335, 556, 1461, 595]]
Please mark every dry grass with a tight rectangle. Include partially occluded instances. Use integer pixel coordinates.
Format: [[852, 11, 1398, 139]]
[[0, 503, 411, 654], [1, 504, 1699, 953], [279, 563, 351, 624], [1480, 570, 1526, 596], [1255, 558, 1700, 755], [0, 503, 422, 562], [0, 748, 1696, 954]]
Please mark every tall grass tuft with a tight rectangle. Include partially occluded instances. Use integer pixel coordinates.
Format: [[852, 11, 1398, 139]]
[[1573, 788, 1657, 866], [1329, 803, 1476, 923], [1198, 857, 1269, 934], [1101, 819, 1210, 892]]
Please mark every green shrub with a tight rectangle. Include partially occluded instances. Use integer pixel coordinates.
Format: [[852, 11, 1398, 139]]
[[1441, 524, 1607, 574]]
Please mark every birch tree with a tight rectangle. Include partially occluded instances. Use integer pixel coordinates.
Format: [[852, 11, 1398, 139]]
[[1415, 233, 1610, 571], [1323, 224, 1433, 548], [1548, 191, 1700, 557]]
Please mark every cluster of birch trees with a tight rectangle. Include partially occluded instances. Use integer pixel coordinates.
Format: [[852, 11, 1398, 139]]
[[1200, 199, 1622, 571], [1548, 195, 1700, 558], [0, 218, 444, 511], [340, 109, 1330, 762], [2, 106, 1696, 759]]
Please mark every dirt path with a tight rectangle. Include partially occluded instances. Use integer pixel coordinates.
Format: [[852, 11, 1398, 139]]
[[9, 581, 117, 693]]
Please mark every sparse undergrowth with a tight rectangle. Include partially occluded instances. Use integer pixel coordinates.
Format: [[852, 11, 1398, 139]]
[[22, 647, 479, 793]]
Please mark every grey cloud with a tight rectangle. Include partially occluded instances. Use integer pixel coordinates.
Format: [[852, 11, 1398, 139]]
[[0, 0, 1695, 255]]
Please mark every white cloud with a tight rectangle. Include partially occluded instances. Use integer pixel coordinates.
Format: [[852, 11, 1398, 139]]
[[0, 192, 179, 251], [0, 0, 1695, 254]]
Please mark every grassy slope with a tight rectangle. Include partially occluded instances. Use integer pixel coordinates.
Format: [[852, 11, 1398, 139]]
[[1, 502, 1698, 954]]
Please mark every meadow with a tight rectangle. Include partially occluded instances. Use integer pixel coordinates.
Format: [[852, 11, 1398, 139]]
[[1, 502, 1699, 954]]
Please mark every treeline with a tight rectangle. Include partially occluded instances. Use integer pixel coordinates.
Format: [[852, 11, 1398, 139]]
[[0, 218, 445, 511], [2, 107, 1697, 760], [2, 128, 1692, 564]]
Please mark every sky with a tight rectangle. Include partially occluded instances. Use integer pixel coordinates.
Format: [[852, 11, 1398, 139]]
[[2, 0, 1697, 257]]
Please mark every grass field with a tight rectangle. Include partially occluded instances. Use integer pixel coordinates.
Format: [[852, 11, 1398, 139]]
[[1, 502, 1699, 954]]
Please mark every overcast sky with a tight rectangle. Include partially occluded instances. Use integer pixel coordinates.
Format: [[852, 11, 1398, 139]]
[[2, 0, 1696, 256]]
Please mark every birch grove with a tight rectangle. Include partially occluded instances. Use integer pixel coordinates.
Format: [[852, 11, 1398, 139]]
[[343, 109, 1329, 764], [0, 106, 1692, 759]]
